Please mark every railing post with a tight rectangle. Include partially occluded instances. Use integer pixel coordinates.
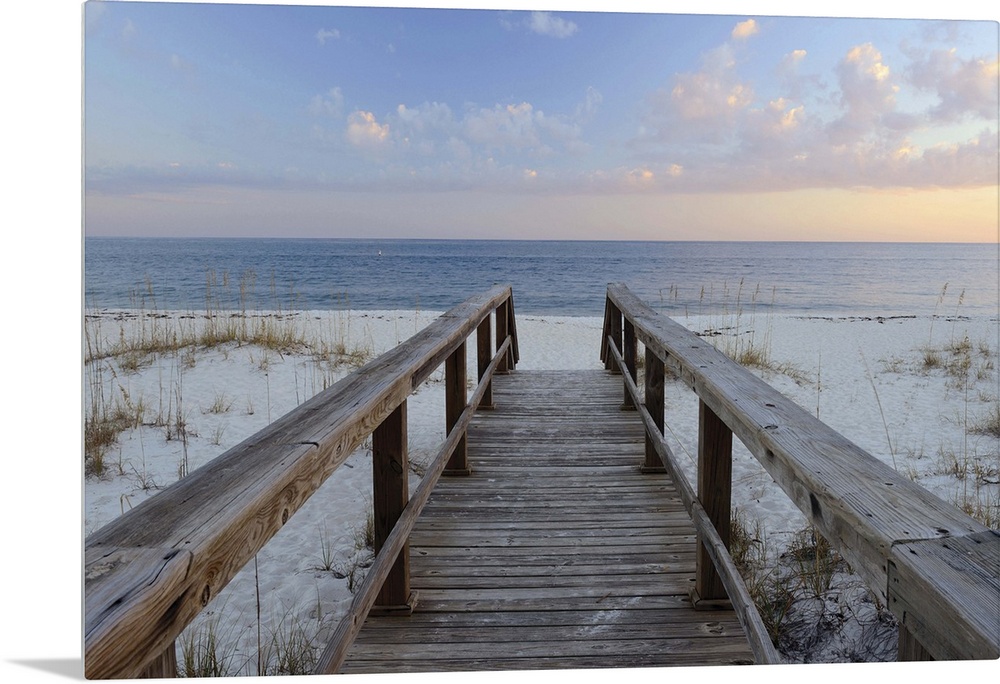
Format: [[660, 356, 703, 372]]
[[444, 341, 471, 475], [477, 314, 494, 409], [642, 348, 667, 474], [898, 626, 934, 661], [607, 303, 623, 374], [496, 300, 510, 374], [693, 399, 733, 608], [139, 642, 177, 678], [622, 319, 637, 409], [371, 401, 414, 614]]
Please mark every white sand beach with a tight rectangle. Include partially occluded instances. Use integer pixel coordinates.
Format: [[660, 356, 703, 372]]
[[82, 302, 999, 676]]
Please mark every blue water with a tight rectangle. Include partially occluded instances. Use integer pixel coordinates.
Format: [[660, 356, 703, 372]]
[[83, 238, 999, 318]]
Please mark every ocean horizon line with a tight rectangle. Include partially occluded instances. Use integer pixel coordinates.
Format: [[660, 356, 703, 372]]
[[83, 235, 998, 247]]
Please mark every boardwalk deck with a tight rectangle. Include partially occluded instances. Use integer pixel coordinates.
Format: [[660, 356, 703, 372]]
[[340, 369, 755, 673]]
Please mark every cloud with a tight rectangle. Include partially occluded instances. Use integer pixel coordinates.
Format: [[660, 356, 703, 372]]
[[626, 167, 655, 187], [395, 102, 456, 155], [346, 111, 390, 149], [396, 102, 455, 133], [827, 43, 900, 145], [912, 129, 998, 186], [384, 97, 590, 160], [574, 86, 603, 122], [169, 53, 194, 73], [731, 19, 759, 41], [782, 49, 807, 69], [908, 48, 1000, 123], [316, 28, 340, 45], [463, 102, 542, 150], [309, 87, 345, 118], [627, 29, 999, 195], [461, 102, 585, 157], [641, 44, 754, 144], [527, 12, 579, 38]]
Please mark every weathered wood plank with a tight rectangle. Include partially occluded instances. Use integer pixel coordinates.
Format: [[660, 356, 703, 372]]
[[85, 286, 514, 680], [643, 346, 667, 473], [341, 651, 753, 673], [412, 573, 701, 591], [410, 544, 697, 559], [371, 400, 410, 609], [476, 314, 493, 409], [342, 369, 755, 673], [607, 283, 998, 661], [444, 341, 469, 474], [888, 530, 1000, 660], [345, 636, 756, 665], [314, 336, 513, 674], [84, 546, 193, 680], [696, 399, 733, 603], [496, 298, 510, 374], [411, 561, 694, 578], [354, 607, 738, 629], [353, 620, 748, 642], [408, 535, 696, 549]]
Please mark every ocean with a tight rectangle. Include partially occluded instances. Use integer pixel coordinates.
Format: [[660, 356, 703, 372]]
[[83, 238, 999, 318]]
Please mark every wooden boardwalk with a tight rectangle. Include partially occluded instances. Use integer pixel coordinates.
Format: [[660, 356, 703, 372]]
[[341, 369, 754, 673]]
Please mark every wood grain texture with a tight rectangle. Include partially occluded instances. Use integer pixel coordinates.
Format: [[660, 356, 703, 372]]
[[887, 530, 1000, 660], [606, 335, 779, 663], [372, 401, 410, 608], [606, 283, 998, 661], [444, 341, 469, 474], [643, 347, 666, 473], [314, 336, 513, 674], [696, 399, 733, 602], [85, 286, 515, 680], [339, 370, 755, 674], [476, 315, 494, 409]]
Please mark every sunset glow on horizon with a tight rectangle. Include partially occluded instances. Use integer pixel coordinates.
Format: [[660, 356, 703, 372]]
[[83, 1, 999, 242]]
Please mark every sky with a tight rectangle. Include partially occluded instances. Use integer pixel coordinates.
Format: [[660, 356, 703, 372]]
[[80, 1, 999, 242], [80, 1, 1000, 242]]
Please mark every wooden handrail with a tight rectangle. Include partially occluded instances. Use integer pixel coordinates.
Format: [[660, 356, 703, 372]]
[[602, 283, 999, 662], [605, 337, 780, 664], [84, 285, 518, 679], [314, 335, 513, 674]]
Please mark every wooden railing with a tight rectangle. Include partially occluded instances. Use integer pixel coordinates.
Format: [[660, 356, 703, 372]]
[[601, 283, 999, 663], [84, 285, 519, 679]]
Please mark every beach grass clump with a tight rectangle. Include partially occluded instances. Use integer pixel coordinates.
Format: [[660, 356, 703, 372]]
[[85, 363, 147, 478], [206, 390, 234, 415], [178, 595, 323, 677], [730, 511, 899, 661], [921, 348, 942, 370], [729, 512, 794, 645], [688, 279, 808, 384], [84, 408, 130, 478], [785, 527, 841, 599], [353, 510, 376, 552], [179, 612, 243, 678], [84, 273, 380, 475], [956, 488, 1000, 529], [314, 526, 338, 573], [259, 613, 318, 676], [969, 403, 1000, 438]]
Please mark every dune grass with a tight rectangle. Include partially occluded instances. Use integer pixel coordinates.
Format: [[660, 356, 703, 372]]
[[83, 271, 374, 478]]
